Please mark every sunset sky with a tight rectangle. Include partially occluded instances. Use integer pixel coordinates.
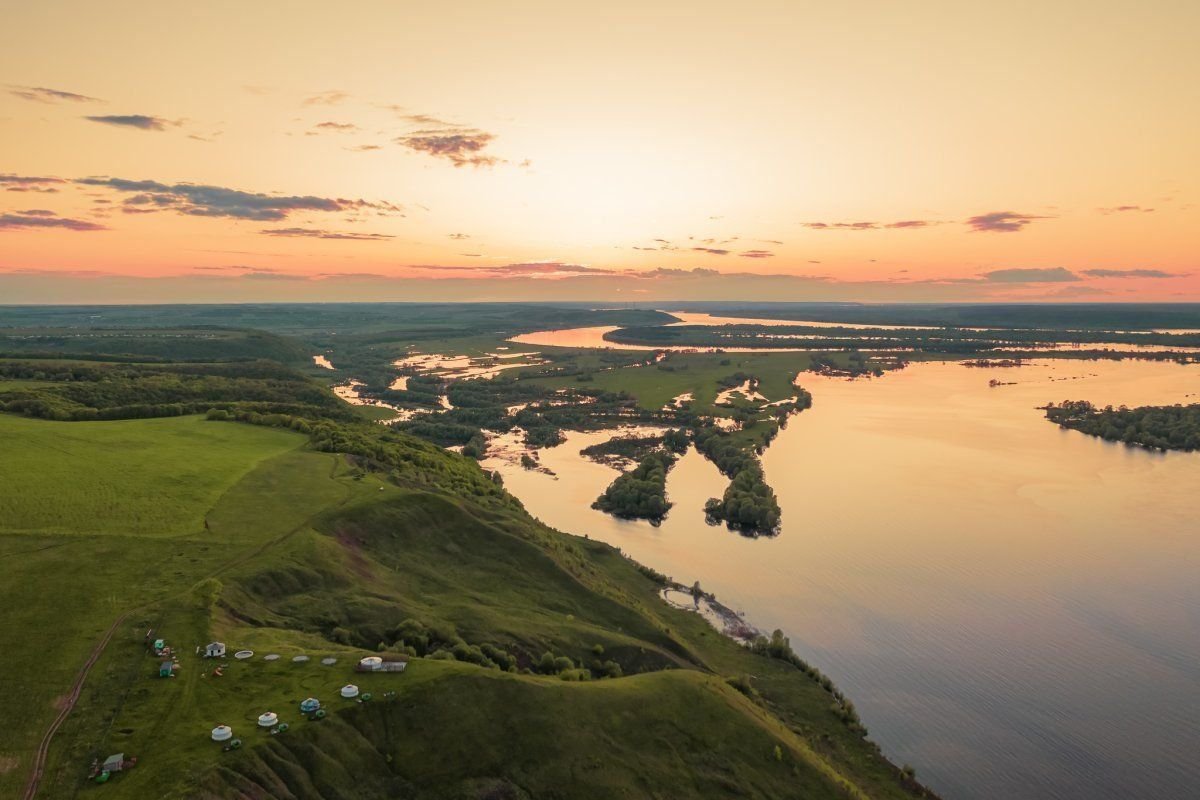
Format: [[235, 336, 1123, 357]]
[[2, 1, 1197, 303]]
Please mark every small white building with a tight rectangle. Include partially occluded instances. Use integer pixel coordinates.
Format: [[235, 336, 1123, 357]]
[[257, 712, 279, 728], [358, 656, 383, 671], [340, 684, 360, 699], [211, 725, 233, 742], [204, 642, 226, 658]]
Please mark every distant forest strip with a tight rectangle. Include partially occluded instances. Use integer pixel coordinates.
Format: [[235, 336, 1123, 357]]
[[0, 303, 677, 338], [0, 359, 352, 422], [604, 324, 1200, 352], [660, 302, 1200, 331], [0, 327, 310, 364], [1045, 400, 1200, 451], [6, 300, 1200, 334]]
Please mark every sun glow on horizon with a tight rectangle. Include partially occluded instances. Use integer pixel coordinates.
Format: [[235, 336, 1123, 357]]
[[0, 0, 1197, 303]]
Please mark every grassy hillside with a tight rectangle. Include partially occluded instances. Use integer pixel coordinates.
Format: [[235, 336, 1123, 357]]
[[2, 402, 932, 798], [195, 668, 864, 800], [0, 417, 329, 798], [0, 414, 302, 537]]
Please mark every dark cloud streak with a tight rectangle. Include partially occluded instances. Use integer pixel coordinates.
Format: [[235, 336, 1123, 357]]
[[1082, 268, 1181, 279], [84, 114, 176, 131], [396, 129, 499, 167], [0, 210, 107, 232], [76, 176, 403, 222], [9, 85, 102, 103], [260, 227, 394, 241], [979, 267, 1078, 283], [965, 211, 1049, 233]]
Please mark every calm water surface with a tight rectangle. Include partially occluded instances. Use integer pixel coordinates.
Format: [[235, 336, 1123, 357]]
[[486, 359, 1200, 800]]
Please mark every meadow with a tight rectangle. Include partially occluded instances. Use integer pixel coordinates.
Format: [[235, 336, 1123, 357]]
[[2, 408, 929, 799], [0, 414, 303, 537], [0, 417, 328, 798]]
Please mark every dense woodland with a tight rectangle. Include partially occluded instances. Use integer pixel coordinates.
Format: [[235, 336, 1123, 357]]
[[592, 451, 679, 523], [1045, 400, 1200, 451], [605, 323, 1200, 353], [661, 301, 1200, 331], [695, 426, 783, 535], [0, 327, 309, 364], [0, 359, 352, 422]]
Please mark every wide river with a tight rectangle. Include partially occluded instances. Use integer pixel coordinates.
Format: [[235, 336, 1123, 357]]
[[485, 357, 1200, 800]]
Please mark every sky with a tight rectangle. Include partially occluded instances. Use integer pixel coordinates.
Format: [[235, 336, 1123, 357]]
[[1, 0, 1197, 304]]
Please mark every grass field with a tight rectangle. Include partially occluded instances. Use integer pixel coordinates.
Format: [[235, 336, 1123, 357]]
[[0, 416, 340, 798], [32, 467, 912, 800], [0, 379, 58, 391], [2, 408, 928, 799], [0, 415, 304, 538], [529, 350, 822, 413]]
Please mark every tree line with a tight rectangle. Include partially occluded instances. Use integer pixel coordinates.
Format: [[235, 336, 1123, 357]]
[[1045, 400, 1200, 451]]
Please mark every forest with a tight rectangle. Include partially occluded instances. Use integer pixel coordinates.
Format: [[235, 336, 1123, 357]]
[[591, 451, 679, 523], [694, 424, 784, 535], [1045, 400, 1200, 451], [0, 359, 352, 422], [604, 323, 1200, 353]]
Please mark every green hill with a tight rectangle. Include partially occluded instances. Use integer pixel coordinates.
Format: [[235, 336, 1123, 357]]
[[1, 396, 933, 799]]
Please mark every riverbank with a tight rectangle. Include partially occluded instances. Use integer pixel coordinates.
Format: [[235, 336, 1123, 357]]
[[488, 358, 1200, 800], [660, 585, 761, 642]]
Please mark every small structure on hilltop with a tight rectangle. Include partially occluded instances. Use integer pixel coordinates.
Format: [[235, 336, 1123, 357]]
[[257, 712, 279, 728], [299, 697, 321, 713], [340, 684, 359, 698], [356, 655, 407, 673], [211, 725, 233, 742], [204, 642, 226, 658], [92, 753, 137, 782], [159, 661, 175, 678]]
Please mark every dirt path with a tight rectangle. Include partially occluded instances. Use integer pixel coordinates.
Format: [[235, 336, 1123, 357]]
[[22, 612, 130, 800], [21, 453, 353, 799]]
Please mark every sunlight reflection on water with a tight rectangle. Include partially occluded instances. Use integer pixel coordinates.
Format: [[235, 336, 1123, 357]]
[[487, 358, 1200, 800]]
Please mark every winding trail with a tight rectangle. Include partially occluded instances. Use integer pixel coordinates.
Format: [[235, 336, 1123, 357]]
[[20, 451, 352, 799], [22, 611, 131, 800]]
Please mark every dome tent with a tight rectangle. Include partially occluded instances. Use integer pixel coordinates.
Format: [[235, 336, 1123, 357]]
[[257, 712, 279, 728], [211, 725, 233, 742], [299, 697, 321, 713], [340, 684, 359, 698]]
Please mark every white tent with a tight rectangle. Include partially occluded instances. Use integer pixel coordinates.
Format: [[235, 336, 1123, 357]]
[[340, 684, 360, 698], [257, 712, 279, 728], [211, 725, 233, 742]]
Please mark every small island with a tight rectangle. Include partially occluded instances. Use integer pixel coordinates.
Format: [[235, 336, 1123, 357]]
[[590, 430, 690, 523]]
